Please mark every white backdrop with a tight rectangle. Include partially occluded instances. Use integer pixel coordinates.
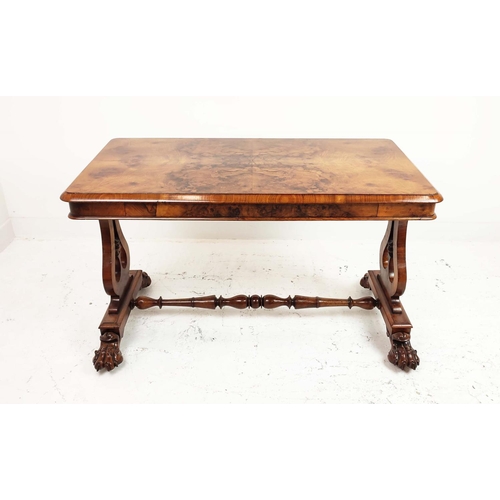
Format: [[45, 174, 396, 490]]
[[0, 181, 14, 251], [0, 96, 498, 242]]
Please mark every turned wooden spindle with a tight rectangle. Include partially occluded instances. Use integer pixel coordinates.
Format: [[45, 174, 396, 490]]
[[134, 294, 378, 311]]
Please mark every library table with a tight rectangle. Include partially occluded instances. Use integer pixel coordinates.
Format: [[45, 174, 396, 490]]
[[61, 138, 443, 372]]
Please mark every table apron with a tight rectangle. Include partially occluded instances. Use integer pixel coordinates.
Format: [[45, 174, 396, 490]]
[[68, 202, 437, 220]]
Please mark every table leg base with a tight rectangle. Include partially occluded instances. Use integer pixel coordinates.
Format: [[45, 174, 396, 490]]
[[365, 270, 419, 370], [92, 269, 419, 372], [93, 269, 151, 372]]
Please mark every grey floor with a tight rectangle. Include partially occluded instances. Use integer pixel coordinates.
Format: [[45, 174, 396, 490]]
[[1, 235, 499, 403]]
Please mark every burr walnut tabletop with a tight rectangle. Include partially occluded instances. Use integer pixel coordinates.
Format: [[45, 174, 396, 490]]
[[61, 138, 442, 220], [61, 138, 442, 372]]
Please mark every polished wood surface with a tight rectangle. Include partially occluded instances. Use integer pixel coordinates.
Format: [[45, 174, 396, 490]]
[[134, 294, 378, 311], [61, 139, 442, 220]]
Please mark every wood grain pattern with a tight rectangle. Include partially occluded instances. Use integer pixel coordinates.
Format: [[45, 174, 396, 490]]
[[67, 201, 437, 220], [61, 138, 442, 208]]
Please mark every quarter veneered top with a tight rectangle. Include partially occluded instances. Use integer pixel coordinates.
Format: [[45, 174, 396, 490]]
[[61, 138, 442, 204]]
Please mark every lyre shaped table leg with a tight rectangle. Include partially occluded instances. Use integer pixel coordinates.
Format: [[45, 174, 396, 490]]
[[92, 220, 151, 372], [361, 221, 419, 370]]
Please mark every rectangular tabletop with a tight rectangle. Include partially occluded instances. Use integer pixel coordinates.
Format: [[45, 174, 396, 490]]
[[61, 139, 442, 220]]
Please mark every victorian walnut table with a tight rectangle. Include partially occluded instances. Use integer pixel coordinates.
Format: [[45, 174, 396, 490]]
[[61, 138, 442, 372]]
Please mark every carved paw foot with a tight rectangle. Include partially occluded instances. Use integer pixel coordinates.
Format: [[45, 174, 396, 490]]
[[360, 273, 370, 289], [387, 331, 420, 370], [141, 271, 152, 289], [93, 332, 123, 371]]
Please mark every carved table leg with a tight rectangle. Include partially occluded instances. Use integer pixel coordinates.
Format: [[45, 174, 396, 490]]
[[361, 221, 419, 370], [92, 220, 151, 372]]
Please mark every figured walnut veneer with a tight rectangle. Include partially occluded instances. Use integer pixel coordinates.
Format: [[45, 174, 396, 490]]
[[61, 139, 442, 220]]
